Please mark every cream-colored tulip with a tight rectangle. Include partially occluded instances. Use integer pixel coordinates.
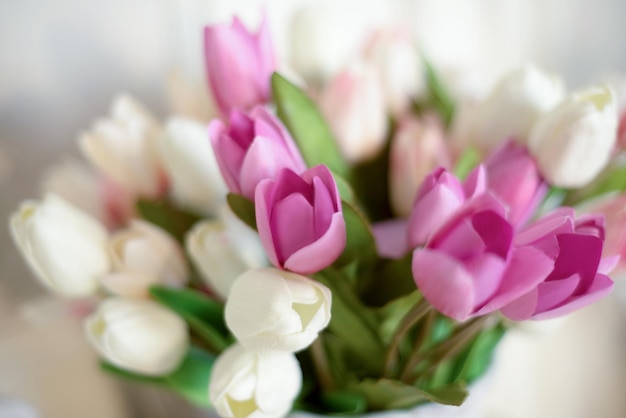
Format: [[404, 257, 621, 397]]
[[528, 84, 617, 188], [186, 208, 266, 300], [389, 114, 450, 217], [80, 94, 163, 197], [225, 268, 331, 352], [461, 65, 565, 151], [85, 298, 188, 376], [158, 117, 227, 215], [364, 28, 423, 116], [101, 220, 188, 298], [10, 194, 110, 297], [320, 62, 388, 163], [209, 343, 302, 418]]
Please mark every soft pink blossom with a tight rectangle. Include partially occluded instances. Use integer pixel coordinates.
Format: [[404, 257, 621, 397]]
[[484, 140, 547, 225], [209, 106, 306, 200], [204, 16, 275, 117], [255, 166, 345, 274], [501, 208, 614, 320], [412, 194, 554, 321]]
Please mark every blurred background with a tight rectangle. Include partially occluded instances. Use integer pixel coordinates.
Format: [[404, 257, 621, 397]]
[[2, 0, 626, 417]]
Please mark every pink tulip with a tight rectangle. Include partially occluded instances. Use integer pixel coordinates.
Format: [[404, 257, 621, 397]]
[[407, 165, 486, 248], [255, 166, 346, 274], [204, 16, 276, 117], [484, 140, 547, 225], [501, 208, 614, 320], [372, 219, 409, 259], [209, 106, 306, 200], [412, 194, 555, 321], [583, 194, 626, 272]]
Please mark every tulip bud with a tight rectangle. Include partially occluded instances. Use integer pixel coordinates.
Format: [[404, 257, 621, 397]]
[[209, 343, 302, 418], [528, 84, 618, 188], [101, 220, 188, 298], [158, 117, 227, 215], [363, 28, 423, 116], [204, 16, 275, 117], [389, 115, 450, 217], [256, 166, 346, 274], [209, 106, 306, 200], [484, 140, 547, 225], [225, 268, 331, 352], [10, 194, 110, 297], [462, 65, 565, 152], [186, 208, 267, 300], [79, 94, 164, 198], [85, 298, 188, 376], [320, 62, 389, 163]]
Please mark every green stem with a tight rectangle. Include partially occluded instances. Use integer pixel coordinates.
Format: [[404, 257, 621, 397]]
[[398, 309, 436, 382], [383, 297, 432, 377], [310, 335, 336, 391]]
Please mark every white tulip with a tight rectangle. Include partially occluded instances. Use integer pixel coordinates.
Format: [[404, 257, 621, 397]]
[[158, 117, 227, 215], [101, 220, 188, 298], [10, 194, 110, 297], [80, 94, 163, 197], [209, 343, 302, 418], [225, 268, 331, 353], [462, 65, 565, 152], [85, 298, 188, 376], [320, 62, 388, 163], [389, 115, 450, 217], [528, 84, 618, 188], [363, 28, 423, 116], [186, 208, 266, 300]]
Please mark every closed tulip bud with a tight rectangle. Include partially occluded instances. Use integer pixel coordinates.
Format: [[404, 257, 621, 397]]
[[225, 268, 331, 352], [209, 343, 302, 418], [79, 94, 165, 198], [101, 220, 188, 298], [209, 106, 306, 200], [467, 65, 565, 151], [320, 62, 389, 163], [186, 208, 267, 300], [363, 28, 423, 116], [204, 16, 275, 117], [528, 84, 618, 188], [484, 140, 547, 225], [159, 117, 227, 215], [389, 115, 450, 217], [85, 298, 188, 376], [256, 166, 346, 274], [10, 194, 110, 297]]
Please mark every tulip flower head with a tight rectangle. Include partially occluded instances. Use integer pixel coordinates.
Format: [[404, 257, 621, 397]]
[[255, 165, 346, 274]]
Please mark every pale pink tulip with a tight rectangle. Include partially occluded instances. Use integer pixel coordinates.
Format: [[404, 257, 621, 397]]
[[255, 166, 345, 274], [209, 106, 306, 200]]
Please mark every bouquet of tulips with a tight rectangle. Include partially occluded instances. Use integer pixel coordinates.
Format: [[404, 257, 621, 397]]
[[10, 13, 626, 418]]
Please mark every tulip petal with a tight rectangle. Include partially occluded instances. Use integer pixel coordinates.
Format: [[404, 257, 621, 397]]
[[407, 185, 464, 247], [535, 274, 581, 313], [500, 288, 539, 321], [412, 249, 475, 321], [255, 180, 280, 268], [471, 210, 513, 258], [372, 219, 409, 259], [312, 177, 334, 236], [255, 351, 302, 414], [284, 212, 346, 274], [271, 193, 316, 263], [465, 254, 507, 309], [463, 165, 487, 198], [550, 234, 602, 290]]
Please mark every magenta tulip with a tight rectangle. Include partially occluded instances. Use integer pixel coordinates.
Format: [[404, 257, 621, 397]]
[[255, 166, 346, 274], [209, 106, 306, 200], [412, 194, 554, 321], [407, 166, 486, 248], [204, 16, 276, 117], [501, 208, 614, 320], [484, 140, 547, 225]]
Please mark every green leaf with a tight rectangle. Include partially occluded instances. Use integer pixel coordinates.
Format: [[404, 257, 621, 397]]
[[453, 147, 480, 180], [136, 199, 202, 243], [332, 172, 357, 204], [320, 390, 368, 415], [377, 291, 422, 344], [423, 58, 456, 127], [563, 163, 626, 206], [334, 200, 377, 268], [272, 72, 350, 178], [452, 323, 506, 383], [101, 346, 215, 408], [150, 285, 231, 353], [351, 378, 467, 411], [226, 193, 256, 230]]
